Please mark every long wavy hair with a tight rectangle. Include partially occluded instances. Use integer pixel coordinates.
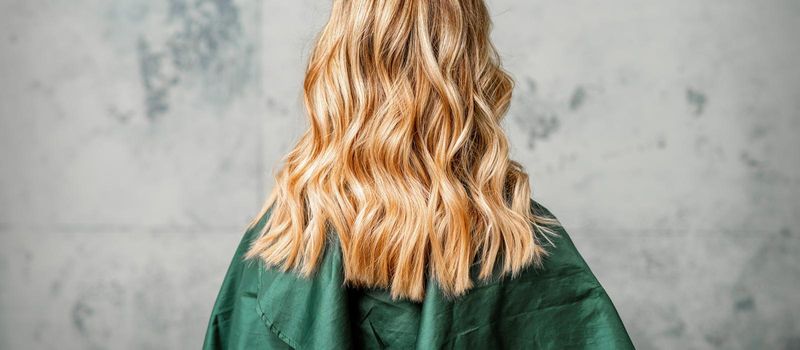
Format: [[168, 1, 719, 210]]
[[244, 0, 560, 302]]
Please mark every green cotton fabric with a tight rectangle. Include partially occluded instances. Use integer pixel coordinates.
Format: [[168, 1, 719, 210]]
[[202, 199, 635, 349]]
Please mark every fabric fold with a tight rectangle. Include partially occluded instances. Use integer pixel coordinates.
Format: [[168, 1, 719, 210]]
[[202, 199, 636, 349]]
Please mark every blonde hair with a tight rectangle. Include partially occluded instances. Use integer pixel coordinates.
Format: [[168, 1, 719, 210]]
[[245, 0, 559, 301]]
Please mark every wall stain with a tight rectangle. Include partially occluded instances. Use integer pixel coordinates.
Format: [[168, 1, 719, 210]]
[[657, 135, 667, 149], [734, 295, 755, 312], [664, 320, 686, 337], [525, 114, 560, 149], [136, 0, 256, 120], [657, 304, 687, 338], [524, 77, 537, 93], [686, 88, 707, 116], [569, 86, 587, 111], [50, 279, 63, 296], [71, 299, 94, 337], [749, 123, 770, 141], [107, 106, 135, 124], [137, 39, 175, 119], [739, 150, 762, 168], [509, 77, 561, 150], [704, 332, 725, 347], [70, 281, 125, 348], [707, 228, 800, 348]]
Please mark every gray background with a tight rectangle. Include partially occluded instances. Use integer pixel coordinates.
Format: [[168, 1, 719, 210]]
[[1, 0, 798, 349]]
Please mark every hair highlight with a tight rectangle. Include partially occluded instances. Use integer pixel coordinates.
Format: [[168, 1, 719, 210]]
[[245, 0, 560, 302]]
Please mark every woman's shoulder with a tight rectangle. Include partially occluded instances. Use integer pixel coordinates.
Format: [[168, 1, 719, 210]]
[[433, 198, 635, 348], [205, 199, 634, 349], [524, 198, 602, 283], [355, 198, 634, 349], [202, 205, 291, 349]]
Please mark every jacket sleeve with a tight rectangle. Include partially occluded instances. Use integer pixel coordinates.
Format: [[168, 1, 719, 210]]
[[202, 208, 291, 350]]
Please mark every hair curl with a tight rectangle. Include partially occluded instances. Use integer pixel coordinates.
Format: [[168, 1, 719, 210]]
[[245, 0, 559, 302]]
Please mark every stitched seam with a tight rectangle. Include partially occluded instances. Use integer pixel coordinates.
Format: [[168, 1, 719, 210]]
[[255, 263, 300, 349]]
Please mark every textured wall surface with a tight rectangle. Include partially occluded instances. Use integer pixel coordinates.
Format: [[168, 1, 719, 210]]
[[1, 0, 798, 349]]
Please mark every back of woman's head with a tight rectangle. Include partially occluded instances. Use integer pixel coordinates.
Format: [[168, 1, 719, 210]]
[[245, 0, 559, 302]]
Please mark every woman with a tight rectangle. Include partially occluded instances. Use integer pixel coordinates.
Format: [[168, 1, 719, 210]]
[[203, 1, 634, 349]]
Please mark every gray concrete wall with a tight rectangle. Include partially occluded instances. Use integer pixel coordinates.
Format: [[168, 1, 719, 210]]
[[1, 0, 798, 349]]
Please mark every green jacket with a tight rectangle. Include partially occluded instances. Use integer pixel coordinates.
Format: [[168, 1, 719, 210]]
[[202, 200, 635, 349]]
